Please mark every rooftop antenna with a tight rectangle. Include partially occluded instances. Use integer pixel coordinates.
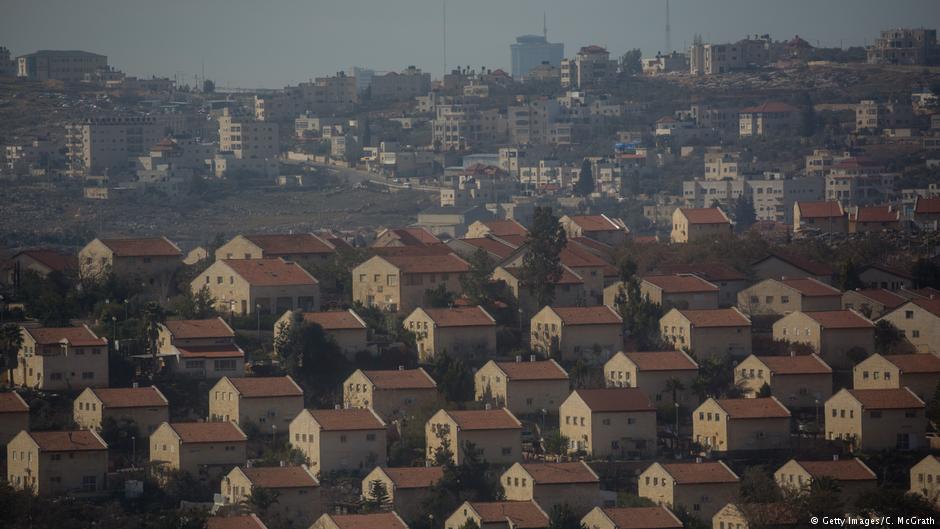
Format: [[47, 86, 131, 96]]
[[665, 0, 672, 53], [442, 0, 447, 77], [543, 11, 548, 39]]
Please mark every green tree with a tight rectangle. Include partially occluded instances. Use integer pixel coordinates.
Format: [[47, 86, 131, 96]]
[[172, 285, 216, 319], [613, 258, 665, 350], [458, 520, 481, 529], [834, 260, 863, 291], [547, 504, 584, 529], [692, 355, 743, 400], [203, 79, 215, 93], [520, 207, 567, 308], [246, 486, 280, 514], [542, 430, 569, 456], [854, 487, 936, 519], [619, 48, 643, 75], [912, 258, 940, 289], [364, 479, 391, 512], [874, 320, 904, 354], [786, 476, 844, 523], [927, 380, 940, 427], [143, 301, 166, 370], [0, 323, 23, 381], [575, 159, 594, 196], [757, 382, 772, 397], [738, 465, 782, 504], [733, 197, 757, 232], [429, 351, 474, 403], [460, 248, 495, 305], [425, 283, 456, 308], [273, 315, 350, 406]]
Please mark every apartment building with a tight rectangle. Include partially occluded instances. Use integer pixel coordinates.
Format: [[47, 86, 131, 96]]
[[404, 306, 497, 362], [13, 325, 108, 391], [689, 36, 774, 75], [425, 408, 523, 465], [604, 351, 699, 408], [855, 99, 915, 132], [640, 274, 720, 310], [910, 455, 940, 508], [0, 392, 29, 448], [474, 358, 570, 417], [670, 207, 732, 243], [215, 233, 339, 266], [17, 50, 107, 81], [561, 46, 616, 89], [559, 215, 630, 245], [492, 265, 585, 318], [7, 430, 108, 496], [445, 501, 549, 529], [841, 288, 906, 319], [867, 28, 939, 65], [65, 115, 167, 176], [825, 158, 895, 207], [738, 102, 799, 137], [73, 386, 169, 436], [560, 388, 656, 458], [273, 310, 368, 358], [511, 34, 564, 79], [793, 201, 847, 234], [343, 368, 438, 421], [432, 102, 506, 151], [208, 376, 304, 429], [290, 408, 387, 474], [581, 507, 683, 529], [752, 252, 833, 284], [774, 458, 876, 504]]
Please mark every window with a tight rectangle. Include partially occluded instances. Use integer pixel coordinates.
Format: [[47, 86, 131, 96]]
[[340, 435, 347, 443], [906, 310, 914, 319], [781, 296, 790, 304], [501, 447, 512, 455], [214, 359, 236, 371], [870, 411, 882, 419], [366, 433, 376, 441]]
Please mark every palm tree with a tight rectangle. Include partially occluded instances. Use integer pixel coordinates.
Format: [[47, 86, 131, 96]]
[[0, 323, 23, 383]]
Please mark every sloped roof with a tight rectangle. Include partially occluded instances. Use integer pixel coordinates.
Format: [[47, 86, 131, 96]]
[[88, 386, 168, 408], [740, 101, 799, 113], [549, 306, 622, 325], [623, 351, 699, 371], [361, 368, 437, 390], [854, 206, 899, 223], [911, 298, 940, 318], [222, 259, 318, 286], [567, 214, 626, 232], [229, 376, 303, 398], [756, 354, 832, 375], [493, 359, 569, 381], [802, 310, 873, 329], [241, 466, 318, 489], [849, 288, 905, 309], [444, 409, 522, 430], [676, 308, 750, 327], [327, 513, 408, 529], [714, 397, 791, 419], [300, 310, 367, 330], [207, 515, 267, 529], [915, 197, 940, 215], [659, 461, 739, 484], [420, 306, 496, 327], [846, 388, 925, 410], [306, 408, 386, 431], [793, 459, 876, 481], [779, 278, 842, 297], [99, 237, 181, 257], [243, 233, 334, 256], [469, 501, 549, 528], [168, 422, 247, 443], [24, 326, 106, 347], [0, 392, 29, 414], [380, 253, 470, 274], [598, 507, 683, 529], [164, 318, 234, 339], [755, 252, 834, 277], [797, 201, 844, 219], [643, 274, 719, 293], [381, 466, 444, 489], [13, 249, 78, 273], [477, 219, 528, 237], [27, 430, 107, 452], [176, 345, 244, 359], [520, 462, 598, 484], [652, 263, 746, 282], [574, 388, 654, 413], [501, 266, 583, 285], [375, 227, 441, 246], [459, 237, 519, 259], [882, 354, 940, 374], [678, 207, 730, 225]]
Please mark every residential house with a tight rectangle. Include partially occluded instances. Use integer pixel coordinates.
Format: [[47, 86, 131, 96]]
[[692, 397, 791, 452], [913, 196, 940, 230], [559, 215, 630, 245], [209, 376, 304, 429], [289, 408, 387, 474], [371, 227, 442, 248], [841, 288, 906, 319], [157, 318, 245, 378], [559, 388, 656, 458], [193, 258, 320, 315], [425, 408, 522, 465], [362, 466, 444, 522], [73, 386, 169, 436], [792, 201, 847, 234], [404, 306, 497, 362], [910, 455, 940, 508], [670, 208, 732, 244], [491, 265, 585, 318], [734, 354, 832, 408], [738, 102, 799, 137], [603, 351, 699, 408], [312, 512, 409, 529], [207, 514, 268, 529], [501, 462, 600, 516], [772, 310, 875, 368], [273, 310, 368, 358], [0, 392, 29, 448], [736, 278, 842, 316], [3, 249, 77, 288], [221, 465, 321, 527], [752, 253, 834, 284], [774, 458, 876, 503], [710, 503, 796, 529], [858, 265, 913, 291], [651, 263, 748, 307], [7, 430, 108, 495], [660, 308, 752, 359], [824, 388, 926, 451], [444, 501, 549, 529], [850, 206, 901, 233], [853, 353, 940, 401], [150, 421, 247, 478], [214, 233, 339, 266], [497, 241, 615, 307], [352, 253, 469, 313], [637, 461, 739, 521], [529, 306, 623, 363], [580, 506, 683, 529], [465, 219, 528, 239], [343, 368, 439, 421], [13, 325, 108, 391], [78, 237, 182, 300], [640, 274, 720, 310], [879, 299, 940, 354], [474, 358, 570, 417]]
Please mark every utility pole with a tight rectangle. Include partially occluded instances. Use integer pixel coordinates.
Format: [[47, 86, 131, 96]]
[[665, 0, 672, 53], [442, 0, 447, 77]]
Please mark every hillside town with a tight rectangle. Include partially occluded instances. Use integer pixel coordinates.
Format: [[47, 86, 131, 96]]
[[4, 11, 940, 529]]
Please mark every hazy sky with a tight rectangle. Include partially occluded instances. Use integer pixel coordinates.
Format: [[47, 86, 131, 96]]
[[3, 0, 940, 89]]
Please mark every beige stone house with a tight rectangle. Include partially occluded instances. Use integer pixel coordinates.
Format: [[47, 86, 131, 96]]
[[560, 388, 656, 458], [372, 227, 442, 248], [474, 358, 569, 417], [3, 249, 77, 285], [859, 264, 913, 291], [352, 253, 469, 313], [852, 353, 940, 401], [637, 461, 739, 521], [734, 354, 832, 408], [209, 376, 304, 429], [651, 263, 748, 308], [670, 208, 733, 244], [793, 201, 847, 234], [774, 458, 876, 503], [13, 325, 108, 391], [312, 512, 409, 529], [910, 455, 940, 508], [560, 214, 630, 245], [692, 397, 791, 453], [289, 408, 387, 475], [274, 309, 368, 358], [751, 253, 833, 284], [78, 236, 182, 300], [660, 308, 752, 360], [150, 421, 247, 478], [444, 500, 549, 529], [824, 388, 926, 451], [194, 258, 320, 315], [221, 465, 321, 527], [466, 219, 528, 239], [7, 430, 108, 496], [157, 318, 244, 378], [710, 503, 796, 529], [603, 351, 699, 408], [736, 278, 842, 316], [772, 310, 874, 369], [0, 392, 29, 448], [879, 299, 940, 355], [581, 506, 683, 529], [73, 386, 169, 436], [215, 233, 339, 265], [842, 288, 906, 319], [425, 408, 522, 465], [361, 466, 444, 522], [492, 265, 586, 318], [530, 305, 623, 362], [640, 274, 720, 310], [207, 514, 268, 529], [404, 306, 497, 362], [343, 368, 438, 421], [502, 461, 600, 516]]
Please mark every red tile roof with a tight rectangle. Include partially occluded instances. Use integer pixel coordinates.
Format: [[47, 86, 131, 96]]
[[419, 306, 496, 327], [756, 252, 834, 277], [380, 253, 470, 274], [850, 289, 906, 309], [88, 387, 168, 409], [493, 359, 569, 381], [793, 459, 876, 481], [520, 461, 598, 484], [229, 376, 303, 398], [478, 219, 528, 237], [207, 515, 267, 529], [574, 388, 654, 413], [469, 501, 549, 528], [99, 237, 181, 257], [176, 345, 244, 359], [658, 461, 739, 484], [599, 507, 683, 529], [459, 237, 519, 259], [652, 263, 746, 282], [740, 101, 799, 114], [846, 388, 925, 410], [861, 263, 913, 280], [361, 368, 437, 390], [27, 430, 107, 452], [678, 207, 730, 225], [568, 214, 627, 232], [0, 392, 29, 414], [13, 249, 78, 273], [570, 236, 614, 256], [443, 409, 522, 430], [803, 310, 873, 329], [714, 397, 791, 419], [24, 326, 107, 347], [240, 465, 318, 488], [371, 245, 455, 258], [643, 274, 718, 293], [327, 513, 408, 529], [882, 354, 940, 374], [300, 310, 367, 330], [380, 466, 444, 489], [779, 278, 842, 297], [560, 244, 614, 270], [167, 422, 247, 443], [623, 351, 699, 371], [915, 197, 940, 215], [375, 228, 442, 247], [854, 206, 899, 223], [502, 265, 583, 285], [243, 233, 335, 256], [912, 298, 940, 318], [222, 259, 318, 286], [756, 354, 832, 375], [305, 408, 386, 431], [676, 308, 750, 327], [548, 306, 622, 326], [797, 201, 844, 219], [164, 318, 234, 339]]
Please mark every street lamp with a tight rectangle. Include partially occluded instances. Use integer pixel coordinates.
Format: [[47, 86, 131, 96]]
[[272, 424, 277, 445], [674, 401, 680, 451], [0, 294, 5, 325], [131, 435, 136, 467], [256, 304, 262, 340], [111, 316, 117, 348], [123, 299, 129, 320]]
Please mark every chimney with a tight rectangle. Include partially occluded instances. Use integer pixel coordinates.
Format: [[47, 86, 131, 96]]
[[695, 456, 702, 464], [132, 381, 139, 388], [515, 355, 522, 363], [832, 454, 839, 461], [246, 460, 254, 468], [334, 404, 341, 410], [398, 365, 405, 371], [485, 403, 492, 411], [530, 355, 536, 362], [280, 460, 287, 467]]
